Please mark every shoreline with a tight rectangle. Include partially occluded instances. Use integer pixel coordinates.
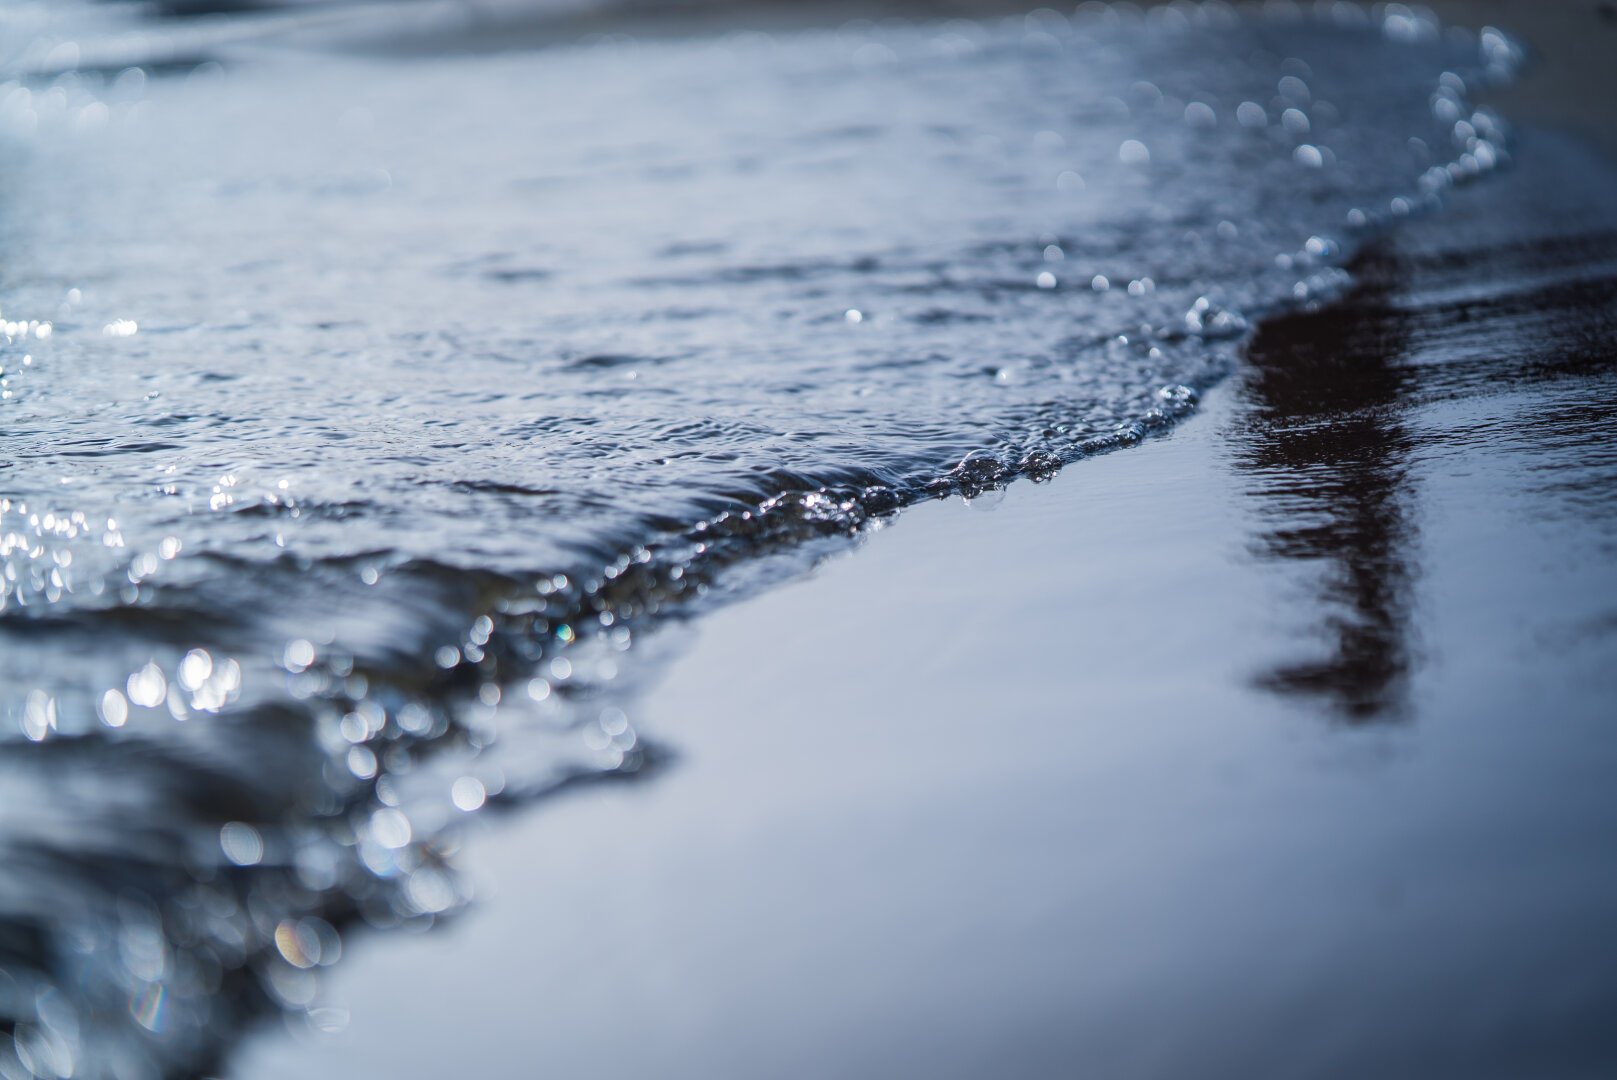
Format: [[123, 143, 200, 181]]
[[0, 3, 1611, 1078], [239, 116, 1617, 1078]]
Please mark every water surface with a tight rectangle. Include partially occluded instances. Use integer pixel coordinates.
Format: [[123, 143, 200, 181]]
[[0, 4, 1524, 1076]]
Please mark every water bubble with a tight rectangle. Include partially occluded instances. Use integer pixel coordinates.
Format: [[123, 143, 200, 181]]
[[405, 867, 456, 914], [1184, 101, 1216, 128], [1032, 129, 1065, 153], [177, 649, 213, 691], [274, 919, 325, 969], [99, 688, 129, 728], [21, 691, 56, 742], [283, 639, 316, 673], [127, 663, 167, 708], [219, 822, 264, 866], [949, 452, 1007, 497], [451, 776, 487, 812], [600, 707, 630, 736], [368, 808, 412, 850], [347, 745, 378, 780]]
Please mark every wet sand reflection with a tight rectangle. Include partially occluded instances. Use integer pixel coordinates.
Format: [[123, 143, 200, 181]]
[[1234, 251, 1418, 721]]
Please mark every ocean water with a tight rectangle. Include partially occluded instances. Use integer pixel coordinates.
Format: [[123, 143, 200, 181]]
[[0, 3, 1521, 1077]]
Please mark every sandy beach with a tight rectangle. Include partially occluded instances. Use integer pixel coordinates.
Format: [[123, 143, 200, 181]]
[[1, 2, 1614, 1077], [240, 79, 1617, 1080]]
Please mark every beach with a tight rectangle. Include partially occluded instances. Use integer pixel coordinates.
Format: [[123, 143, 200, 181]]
[[1, 2, 1615, 1077], [242, 94, 1617, 1080]]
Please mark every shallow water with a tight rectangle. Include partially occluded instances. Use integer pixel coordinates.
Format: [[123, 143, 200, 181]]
[[0, 3, 1524, 1077], [241, 127, 1617, 1080]]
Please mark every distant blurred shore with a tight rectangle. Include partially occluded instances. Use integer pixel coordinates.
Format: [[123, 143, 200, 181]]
[[43, 1, 1617, 166], [374, 0, 1617, 160], [1424, 0, 1617, 160]]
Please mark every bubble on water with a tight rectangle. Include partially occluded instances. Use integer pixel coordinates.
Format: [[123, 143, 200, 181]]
[[347, 746, 378, 780], [99, 689, 129, 728], [368, 808, 412, 851], [126, 663, 167, 708], [1278, 75, 1311, 106], [21, 691, 56, 742], [273, 919, 332, 969], [405, 867, 456, 914], [219, 822, 264, 867], [284, 639, 316, 673], [948, 452, 1009, 498], [1155, 384, 1200, 412], [451, 776, 487, 812], [1184, 101, 1216, 128], [601, 707, 630, 736], [177, 649, 213, 691]]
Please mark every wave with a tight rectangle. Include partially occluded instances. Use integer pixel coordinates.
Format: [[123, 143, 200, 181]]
[[0, 4, 1519, 1076]]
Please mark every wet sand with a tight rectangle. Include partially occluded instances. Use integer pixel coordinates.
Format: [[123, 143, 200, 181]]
[[237, 95, 1617, 1080]]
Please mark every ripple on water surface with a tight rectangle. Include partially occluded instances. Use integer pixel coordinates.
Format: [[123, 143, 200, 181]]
[[0, 4, 1520, 1076]]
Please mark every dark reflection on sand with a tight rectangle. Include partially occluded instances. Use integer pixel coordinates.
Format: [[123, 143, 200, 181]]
[[1233, 140, 1617, 721], [1235, 252, 1418, 721]]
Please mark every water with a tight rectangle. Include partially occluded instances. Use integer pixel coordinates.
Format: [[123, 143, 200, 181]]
[[0, 3, 1521, 1077]]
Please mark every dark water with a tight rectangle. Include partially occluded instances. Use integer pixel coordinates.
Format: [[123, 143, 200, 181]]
[[0, 3, 1528, 1077]]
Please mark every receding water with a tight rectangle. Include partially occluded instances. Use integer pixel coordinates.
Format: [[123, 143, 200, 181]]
[[0, 3, 1520, 1077]]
